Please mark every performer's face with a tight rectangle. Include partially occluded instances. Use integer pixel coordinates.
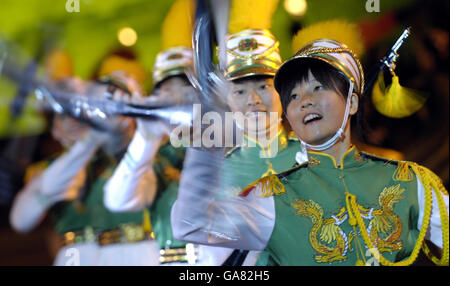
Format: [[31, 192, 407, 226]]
[[84, 80, 136, 153], [286, 70, 358, 145], [227, 77, 282, 133], [51, 78, 88, 148], [155, 76, 193, 102]]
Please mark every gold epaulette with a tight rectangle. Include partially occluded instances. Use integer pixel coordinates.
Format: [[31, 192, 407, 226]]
[[238, 162, 307, 198], [239, 174, 285, 198], [361, 151, 447, 193], [359, 151, 413, 182]]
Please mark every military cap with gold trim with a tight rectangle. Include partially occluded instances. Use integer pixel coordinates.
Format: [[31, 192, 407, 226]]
[[274, 20, 365, 96], [224, 0, 281, 80]]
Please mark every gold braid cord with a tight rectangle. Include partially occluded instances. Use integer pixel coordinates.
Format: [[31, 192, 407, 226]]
[[413, 164, 449, 266], [348, 162, 448, 266]]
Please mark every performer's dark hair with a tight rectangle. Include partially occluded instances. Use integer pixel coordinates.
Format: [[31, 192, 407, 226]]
[[153, 74, 190, 91]]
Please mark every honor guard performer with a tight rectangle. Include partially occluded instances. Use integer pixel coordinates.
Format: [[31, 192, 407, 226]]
[[104, 0, 207, 266], [171, 20, 449, 266], [200, 0, 303, 266], [9, 51, 159, 266]]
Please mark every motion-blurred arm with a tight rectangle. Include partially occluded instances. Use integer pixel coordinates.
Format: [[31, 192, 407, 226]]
[[171, 148, 275, 251], [103, 122, 166, 212], [9, 131, 102, 233]]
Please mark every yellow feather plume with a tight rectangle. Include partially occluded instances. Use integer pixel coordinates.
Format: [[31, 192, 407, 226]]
[[45, 50, 73, 81], [291, 19, 365, 57], [98, 55, 147, 84], [228, 0, 280, 34], [372, 72, 428, 118], [161, 0, 196, 50]]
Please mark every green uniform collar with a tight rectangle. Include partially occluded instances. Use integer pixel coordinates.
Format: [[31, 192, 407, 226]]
[[226, 126, 296, 158], [306, 145, 364, 170]]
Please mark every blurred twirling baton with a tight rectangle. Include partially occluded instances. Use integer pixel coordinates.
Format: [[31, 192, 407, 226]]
[[0, 38, 195, 131], [188, 0, 230, 111], [0, 0, 232, 131]]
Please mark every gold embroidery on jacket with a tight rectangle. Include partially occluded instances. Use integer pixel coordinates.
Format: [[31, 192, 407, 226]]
[[367, 184, 404, 252], [291, 200, 354, 263], [291, 184, 404, 264]]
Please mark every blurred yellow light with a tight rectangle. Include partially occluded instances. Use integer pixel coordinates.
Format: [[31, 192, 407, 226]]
[[284, 0, 307, 17], [118, 27, 137, 47]]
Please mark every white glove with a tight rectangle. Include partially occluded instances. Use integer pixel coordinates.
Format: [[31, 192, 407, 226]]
[[136, 118, 171, 141], [9, 169, 86, 234], [40, 132, 100, 197], [104, 129, 162, 212], [10, 127, 102, 233]]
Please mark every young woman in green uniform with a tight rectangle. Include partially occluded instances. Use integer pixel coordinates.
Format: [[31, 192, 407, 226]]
[[171, 20, 449, 266]]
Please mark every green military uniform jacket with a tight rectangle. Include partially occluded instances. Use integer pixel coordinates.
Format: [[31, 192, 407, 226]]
[[149, 141, 186, 249], [51, 152, 145, 241], [151, 128, 300, 253], [221, 127, 300, 265], [221, 127, 300, 192], [251, 146, 448, 266]]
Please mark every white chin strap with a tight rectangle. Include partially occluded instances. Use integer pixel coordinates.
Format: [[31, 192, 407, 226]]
[[296, 81, 354, 164]]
